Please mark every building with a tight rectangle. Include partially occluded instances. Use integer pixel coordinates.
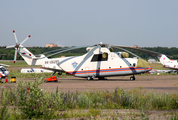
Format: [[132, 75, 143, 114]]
[[133, 45, 141, 48], [148, 59, 159, 63], [45, 44, 58, 48]]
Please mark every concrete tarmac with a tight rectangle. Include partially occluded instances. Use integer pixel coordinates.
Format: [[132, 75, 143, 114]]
[[39, 75, 178, 93]]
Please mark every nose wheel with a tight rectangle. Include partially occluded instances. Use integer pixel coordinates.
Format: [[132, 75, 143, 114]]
[[130, 75, 135, 81]]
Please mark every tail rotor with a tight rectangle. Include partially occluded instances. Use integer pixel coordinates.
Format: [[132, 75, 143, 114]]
[[5, 30, 31, 63]]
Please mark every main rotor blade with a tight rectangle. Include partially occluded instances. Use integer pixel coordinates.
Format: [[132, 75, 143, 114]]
[[37, 47, 73, 56], [112, 46, 142, 59], [112, 45, 162, 56], [14, 49, 18, 63], [20, 35, 31, 45], [13, 30, 18, 44], [44, 45, 90, 58], [5, 45, 15, 49]]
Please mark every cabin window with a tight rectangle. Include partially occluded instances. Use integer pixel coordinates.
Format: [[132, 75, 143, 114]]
[[91, 53, 108, 62], [133, 63, 136, 67]]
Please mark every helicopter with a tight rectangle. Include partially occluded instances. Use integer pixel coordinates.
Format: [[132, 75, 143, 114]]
[[0, 63, 10, 79], [5, 30, 152, 80]]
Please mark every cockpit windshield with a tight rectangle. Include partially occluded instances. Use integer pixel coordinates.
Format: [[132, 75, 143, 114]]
[[0, 67, 7, 71]]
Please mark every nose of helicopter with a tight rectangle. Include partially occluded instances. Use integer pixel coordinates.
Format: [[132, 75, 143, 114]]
[[136, 59, 150, 68], [4, 71, 9, 77], [136, 59, 152, 71]]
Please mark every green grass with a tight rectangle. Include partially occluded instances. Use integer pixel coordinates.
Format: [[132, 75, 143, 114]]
[[149, 63, 168, 70], [0, 60, 30, 67], [1, 61, 178, 119], [1, 76, 178, 119]]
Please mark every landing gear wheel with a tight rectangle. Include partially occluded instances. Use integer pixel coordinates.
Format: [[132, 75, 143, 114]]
[[58, 72, 62, 75], [87, 76, 93, 81], [130, 76, 135, 81]]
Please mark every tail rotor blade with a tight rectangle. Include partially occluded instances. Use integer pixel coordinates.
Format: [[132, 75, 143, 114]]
[[14, 49, 18, 63], [5, 45, 15, 49], [13, 30, 18, 44], [6, 30, 31, 63], [20, 35, 31, 45]]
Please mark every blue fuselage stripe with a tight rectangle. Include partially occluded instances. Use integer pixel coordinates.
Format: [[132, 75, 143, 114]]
[[67, 67, 152, 75]]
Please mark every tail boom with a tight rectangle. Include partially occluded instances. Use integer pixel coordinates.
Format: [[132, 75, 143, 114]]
[[18, 47, 48, 65]]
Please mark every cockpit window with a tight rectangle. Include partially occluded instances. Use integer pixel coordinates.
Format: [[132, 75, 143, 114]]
[[91, 53, 108, 62], [0, 67, 7, 71]]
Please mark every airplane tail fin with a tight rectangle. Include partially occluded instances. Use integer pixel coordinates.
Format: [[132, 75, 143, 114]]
[[158, 54, 170, 65]]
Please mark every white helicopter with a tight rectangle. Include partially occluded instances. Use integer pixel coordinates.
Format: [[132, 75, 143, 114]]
[[0, 63, 10, 79], [5, 30, 152, 80]]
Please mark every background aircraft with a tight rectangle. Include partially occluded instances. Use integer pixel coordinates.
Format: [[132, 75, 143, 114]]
[[157, 54, 178, 70], [0, 63, 10, 79], [5, 30, 152, 80]]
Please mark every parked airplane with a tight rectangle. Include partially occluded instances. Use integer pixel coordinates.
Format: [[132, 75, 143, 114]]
[[158, 54, 178, 70], [5, 30, 152, 80], [0, 63, 10, 79]]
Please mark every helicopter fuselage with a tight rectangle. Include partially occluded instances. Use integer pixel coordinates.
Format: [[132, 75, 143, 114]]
[[59, 46, 152, 79], [0, 66, 9, 78]]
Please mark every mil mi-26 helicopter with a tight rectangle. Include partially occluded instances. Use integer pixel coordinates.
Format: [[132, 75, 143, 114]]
[[5, 30, 152, 80]]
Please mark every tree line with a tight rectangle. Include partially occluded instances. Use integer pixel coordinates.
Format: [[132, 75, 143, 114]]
[[1, 46, 178, 60]]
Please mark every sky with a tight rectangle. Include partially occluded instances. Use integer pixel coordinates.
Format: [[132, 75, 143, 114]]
[[0, 0, 178, 48]]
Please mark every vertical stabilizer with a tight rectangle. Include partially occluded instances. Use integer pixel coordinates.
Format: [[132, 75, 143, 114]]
[[18, 47, 35, 65], [158, 54, 170, 65], [18, 47, 48, 65]]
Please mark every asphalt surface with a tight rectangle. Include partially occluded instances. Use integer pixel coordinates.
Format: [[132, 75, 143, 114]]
[[39, 75, 178, 93], [2, 74, 178, 93]]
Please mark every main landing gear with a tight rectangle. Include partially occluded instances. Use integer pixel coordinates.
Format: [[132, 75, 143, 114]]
[[87, 76, 93, 80], [130, 75, 135, 81]]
